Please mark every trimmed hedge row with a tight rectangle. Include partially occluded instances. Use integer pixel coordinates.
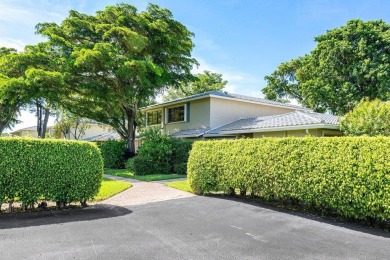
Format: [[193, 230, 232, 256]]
[[0, 138, 103, 209], [134, 134, 193, 176], [188, 137, 390, 221], [96, 140, 128, 168]]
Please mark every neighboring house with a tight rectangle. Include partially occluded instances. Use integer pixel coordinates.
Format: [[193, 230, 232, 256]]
[[11, 121, 116, 141], [11, 126, 54, 138], [141, 91, 342, 139], [64, 121, 115, 141]]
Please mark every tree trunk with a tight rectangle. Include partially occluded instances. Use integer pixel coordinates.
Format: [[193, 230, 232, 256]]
[[0, 123, 6, 135], [126, 112, 136, 155], [36, 103, 50, 139], [41, 107, 50, 139]]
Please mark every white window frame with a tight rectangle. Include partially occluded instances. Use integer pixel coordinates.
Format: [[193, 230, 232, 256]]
[[165, 104, 187, 124]]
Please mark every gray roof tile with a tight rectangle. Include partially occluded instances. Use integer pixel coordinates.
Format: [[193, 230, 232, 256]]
[[170, 127, 210, 137], [205, 111, 339, 135]]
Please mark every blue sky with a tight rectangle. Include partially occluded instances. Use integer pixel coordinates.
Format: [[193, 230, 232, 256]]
[[2, 0, 390, 130]]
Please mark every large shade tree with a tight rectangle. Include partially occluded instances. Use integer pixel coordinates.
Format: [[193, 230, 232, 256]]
[[36, 3, 197, 153], [263, 19, 390, 115]]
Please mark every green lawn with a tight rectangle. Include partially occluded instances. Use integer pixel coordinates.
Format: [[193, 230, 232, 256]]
[[105, 168, 185, 182], [165, 180, 193, 193], [92, 178, 132, 201]]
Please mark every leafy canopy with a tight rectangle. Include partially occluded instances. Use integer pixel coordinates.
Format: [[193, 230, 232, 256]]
[[36, 3, 197, 153], [0, 45, 64, 134], [263, 19, 390, 115], [340, 99, 390, 136], [163, 70, 228, 101]]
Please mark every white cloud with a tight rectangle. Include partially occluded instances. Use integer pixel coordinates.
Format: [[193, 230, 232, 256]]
[[193, 57, 264, 97], [0, 37, 26, 51]]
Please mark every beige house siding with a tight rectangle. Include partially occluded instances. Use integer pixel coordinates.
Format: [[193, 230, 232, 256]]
[[209, 97, 295, 128], [163, 99, 211, 134], [67, 124, 113, 140], [14, 130, 39, 138]]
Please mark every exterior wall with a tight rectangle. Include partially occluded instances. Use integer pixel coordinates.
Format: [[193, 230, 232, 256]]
[[67, 124, 113, 140], [163, 98, 211, 135], [209, 97, 296, 128]]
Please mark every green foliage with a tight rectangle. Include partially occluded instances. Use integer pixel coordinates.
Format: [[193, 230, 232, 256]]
[[0, 138, 103, 208], [97, 140, 127, 169], [134, 128, 193, 175], [92, 178, 132, 201], [0, 44, 66, 135], [263, 19, 390, 115], [188, 137, 390, 221], [53, 110, 91, 140], [104, 168, 183, 182], [163, 70, 228, 101], [165, 180, 193, 193], [171, 138, 194, 174], [36, 3, 197, 153], [125, 157, 135, 171], [340, 99, 390, 136]]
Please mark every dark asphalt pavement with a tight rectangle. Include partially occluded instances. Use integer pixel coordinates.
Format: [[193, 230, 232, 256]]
[[0, 195, 389, 260]]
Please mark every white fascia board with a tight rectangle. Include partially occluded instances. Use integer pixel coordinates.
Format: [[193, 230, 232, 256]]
[[221, 124, 340, 134], [140, 94, 310, 112]]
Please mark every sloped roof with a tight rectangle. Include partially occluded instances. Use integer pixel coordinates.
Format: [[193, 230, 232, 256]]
[[11, 125, 54, 133], [143, 91, 311, 111], [83, 132, 121, 141], [205, 111, 339, 135], [170, 127, 210, 138]]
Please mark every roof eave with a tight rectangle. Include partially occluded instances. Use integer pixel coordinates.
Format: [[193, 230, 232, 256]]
[[140, 93, 311, 112]]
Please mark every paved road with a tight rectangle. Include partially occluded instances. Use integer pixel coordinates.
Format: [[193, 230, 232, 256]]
[[0, 193, 389, 259]]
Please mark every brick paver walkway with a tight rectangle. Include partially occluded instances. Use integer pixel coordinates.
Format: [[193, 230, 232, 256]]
[[100, 175, 195, 207]]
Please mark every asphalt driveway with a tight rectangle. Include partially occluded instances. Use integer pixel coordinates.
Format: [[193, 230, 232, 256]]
[[0, 194, 389, 260]]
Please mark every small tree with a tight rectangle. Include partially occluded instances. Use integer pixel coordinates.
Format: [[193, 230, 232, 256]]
[[340, 99, 390, 136], [163, 70, 228, 101], [53, 111, 90, 140]]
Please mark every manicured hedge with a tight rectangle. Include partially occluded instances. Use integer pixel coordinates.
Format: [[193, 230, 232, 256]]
[[0, 138, 103, 209], [133, 132, 194, 176], [188, 137, 390, 221], [171, 139, 194, 175], [96, 140, 128, 168]]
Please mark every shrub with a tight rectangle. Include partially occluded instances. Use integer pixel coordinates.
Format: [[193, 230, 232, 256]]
[[0, 138, 103, 210], [125, 157, 135, 171], [134, 128, 194, 175], [97, 140, 127, 168], [171, 139, 194, 174], [340, 99, 390, 136], [134, 132, 172, 175], [188, 137, 390, 221], [133, 156, 171, 175]]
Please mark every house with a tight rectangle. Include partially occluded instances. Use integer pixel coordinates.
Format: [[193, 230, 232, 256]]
[[141, 91, 342, 138], [10, 121, 115, 140], [11, 126, 54, 138]]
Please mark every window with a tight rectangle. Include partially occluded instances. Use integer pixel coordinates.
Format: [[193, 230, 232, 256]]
[[167, 106, 185, 123], [147, 110, 162, 125]]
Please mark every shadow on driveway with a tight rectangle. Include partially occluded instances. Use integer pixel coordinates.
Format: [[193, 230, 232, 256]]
[[207, 194, 390, 238], [0, 204, 132, 230]]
